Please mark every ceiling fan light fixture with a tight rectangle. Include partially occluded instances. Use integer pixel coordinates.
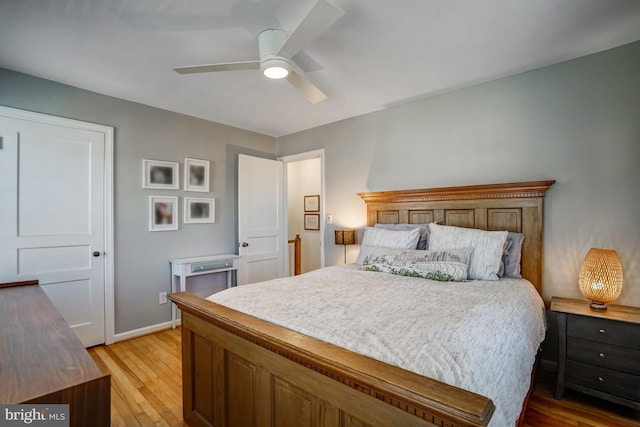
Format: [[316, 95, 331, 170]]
[[261, 58, 291, 79]]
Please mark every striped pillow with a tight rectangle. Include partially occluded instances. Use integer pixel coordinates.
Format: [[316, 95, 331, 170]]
[[361, 227, 420, 249]]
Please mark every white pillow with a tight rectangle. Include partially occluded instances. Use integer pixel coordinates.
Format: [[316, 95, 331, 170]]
[[428, 223, 507, 281], [374, 223, 431, 250], [361, 226, 420, 249]]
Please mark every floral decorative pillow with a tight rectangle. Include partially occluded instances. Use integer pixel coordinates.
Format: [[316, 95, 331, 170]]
[[359, 246, 473, 282]]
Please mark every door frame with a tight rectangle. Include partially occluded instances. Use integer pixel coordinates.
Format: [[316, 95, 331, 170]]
[[0, 106, 115, 345], [279, 149, 326, 269]]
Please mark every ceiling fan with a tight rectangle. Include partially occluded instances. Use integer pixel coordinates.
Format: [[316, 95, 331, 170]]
[[173, 0, 344, 104]]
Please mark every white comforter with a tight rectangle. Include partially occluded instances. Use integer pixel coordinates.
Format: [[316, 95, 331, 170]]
[[207, 265, 546, 427]]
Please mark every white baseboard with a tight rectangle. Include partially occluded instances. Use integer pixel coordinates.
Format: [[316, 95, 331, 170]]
[[113, 319, 181, 343]]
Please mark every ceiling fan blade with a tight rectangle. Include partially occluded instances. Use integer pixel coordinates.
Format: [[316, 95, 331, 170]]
[[292, 50, 323, 72], [174, 61, 259, 74], [276, 0, 344, 59], [286, 70, 327, 104]]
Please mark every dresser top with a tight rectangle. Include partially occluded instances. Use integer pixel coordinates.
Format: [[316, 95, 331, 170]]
[[0, 283, 108, 403], [551, 297, 640, 325]]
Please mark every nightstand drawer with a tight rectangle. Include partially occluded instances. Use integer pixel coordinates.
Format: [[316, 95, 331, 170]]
[[567, 337, 640, 375], [567, 315, 640, 349], [566, 360, 640, 402]]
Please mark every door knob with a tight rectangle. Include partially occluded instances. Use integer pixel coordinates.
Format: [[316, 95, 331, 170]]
[[241, 242, 249, 247], [93, 251, 101, 257]]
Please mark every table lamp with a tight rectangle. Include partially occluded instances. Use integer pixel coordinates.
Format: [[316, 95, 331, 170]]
[[578, 248, 623, 310], [334, 229, 356, 264]]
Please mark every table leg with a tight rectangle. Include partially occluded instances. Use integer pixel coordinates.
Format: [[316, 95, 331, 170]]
[[171, 275, 177, 329]]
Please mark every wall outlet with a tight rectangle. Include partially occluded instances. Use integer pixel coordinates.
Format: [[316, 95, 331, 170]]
[[326, 214, 333, 224], [159, 291, 168, 304]]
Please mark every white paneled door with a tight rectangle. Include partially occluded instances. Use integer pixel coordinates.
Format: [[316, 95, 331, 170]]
[[0, 107, 113, 347], [237, 154, 285, 285]]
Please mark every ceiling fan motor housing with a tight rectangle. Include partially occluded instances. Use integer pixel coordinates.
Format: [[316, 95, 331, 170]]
[[258, 29, 291, 78]]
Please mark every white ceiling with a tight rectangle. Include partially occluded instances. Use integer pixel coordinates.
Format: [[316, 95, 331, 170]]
[[1, 0, 640, 137]]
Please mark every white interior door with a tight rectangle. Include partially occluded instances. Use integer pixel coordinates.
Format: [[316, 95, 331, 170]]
[[0, 109, 112, 347], [238, 154, 285, 285]]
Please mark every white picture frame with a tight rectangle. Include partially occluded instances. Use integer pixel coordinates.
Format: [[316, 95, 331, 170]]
[[184, 158, 210, 192], [184, 197, 215, 224], [149, 196, 178, 231], [143, 159, 179, 190]]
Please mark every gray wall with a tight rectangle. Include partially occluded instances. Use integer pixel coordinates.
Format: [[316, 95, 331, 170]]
[[0, 68, 276, 334], [278, 41, 640, 308]]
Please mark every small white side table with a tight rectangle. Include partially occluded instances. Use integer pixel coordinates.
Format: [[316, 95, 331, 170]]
[[170, 254, 240, 328]]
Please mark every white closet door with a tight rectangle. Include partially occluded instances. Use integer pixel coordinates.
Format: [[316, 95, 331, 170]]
[[0, 112, 108, 347]]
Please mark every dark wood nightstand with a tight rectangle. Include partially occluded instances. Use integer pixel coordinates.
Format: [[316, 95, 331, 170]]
[[551, 297, 640, 410]]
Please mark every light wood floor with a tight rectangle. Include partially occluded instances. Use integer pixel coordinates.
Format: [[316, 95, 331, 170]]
[[88, 328, 183, 426], [89, 328, 640, 427]]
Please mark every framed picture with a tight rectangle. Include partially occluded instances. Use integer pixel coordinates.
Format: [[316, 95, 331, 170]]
[[184, 158, 210, 192], [184, 197, 215, 224], [304, 214, 320, 230], [149, 196, 178, 231], [304, 195, 320, 212], [143, 159, 179, 190]]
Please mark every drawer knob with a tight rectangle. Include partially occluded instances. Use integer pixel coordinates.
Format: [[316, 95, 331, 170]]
[[599, 353, 606, 359], [598, 329, 606, 334], [598, 377, 604, 383]]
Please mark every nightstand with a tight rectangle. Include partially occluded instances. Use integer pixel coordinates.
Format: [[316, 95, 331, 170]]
[[551, 297, 640, 410]]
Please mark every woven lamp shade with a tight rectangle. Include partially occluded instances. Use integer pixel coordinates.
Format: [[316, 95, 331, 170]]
[[334, 229, 356, 245], [578, 248, 623, 310]]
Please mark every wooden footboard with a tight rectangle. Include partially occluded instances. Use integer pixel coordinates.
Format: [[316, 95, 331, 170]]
[[169, 292, 495, 427]]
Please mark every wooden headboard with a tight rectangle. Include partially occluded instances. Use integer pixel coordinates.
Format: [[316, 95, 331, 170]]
[[358, 180, 555, 296]]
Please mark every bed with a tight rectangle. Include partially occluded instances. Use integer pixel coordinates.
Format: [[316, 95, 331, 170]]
[[168, 180, 555, 427]]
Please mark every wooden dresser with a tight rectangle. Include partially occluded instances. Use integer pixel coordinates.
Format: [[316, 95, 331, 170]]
[[552, 297, 640, 409], [0, 281, 110, 426]]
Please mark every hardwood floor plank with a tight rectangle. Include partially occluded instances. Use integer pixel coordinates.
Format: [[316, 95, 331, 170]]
[[90, 327, 640, 426], [115, 340, 182, 420], [95, 346, 163, 426], [525, 371, 640, 427], [89, 332, 183, 427], [128, 334, 182, 380], [113, 345, 182, 423]]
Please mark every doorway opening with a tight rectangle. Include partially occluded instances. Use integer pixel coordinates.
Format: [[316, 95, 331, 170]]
[[280, 150, 325, 275]]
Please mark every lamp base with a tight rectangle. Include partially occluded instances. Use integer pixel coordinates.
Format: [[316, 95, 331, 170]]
[[589, 301, 608, 310]]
